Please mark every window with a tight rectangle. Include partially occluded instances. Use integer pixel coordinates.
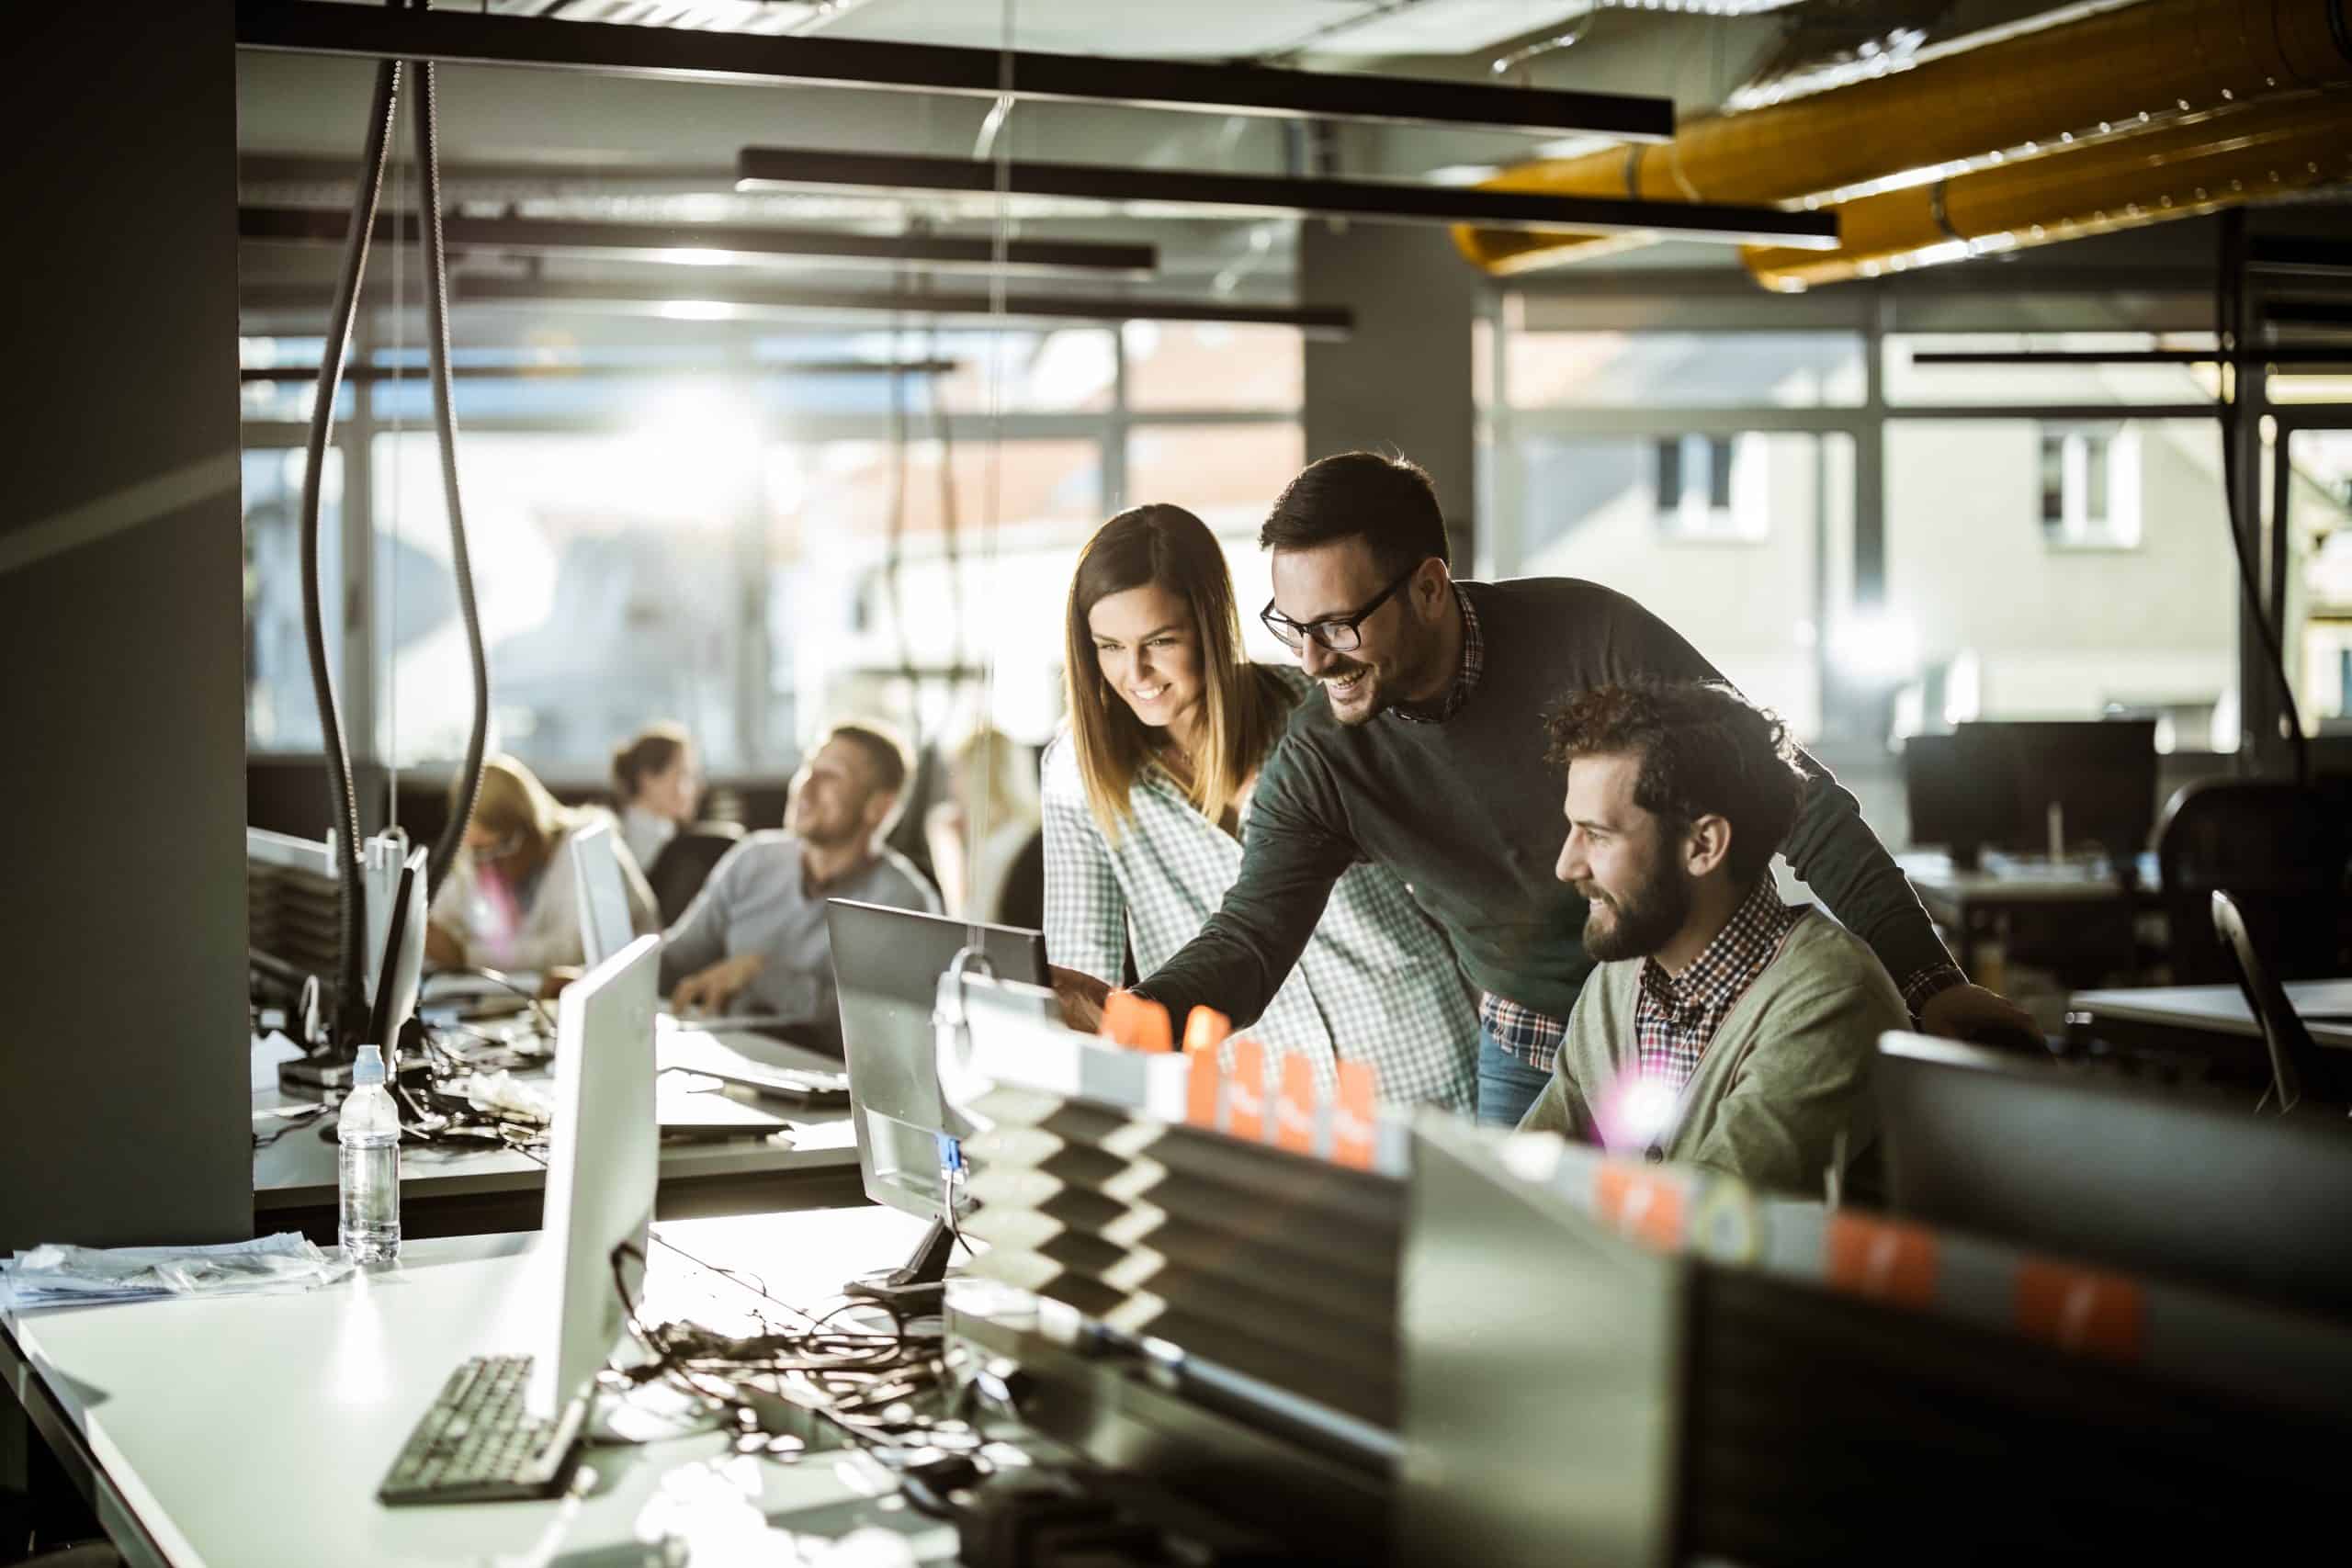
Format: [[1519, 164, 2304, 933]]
[[1506, 432, 1850, 739], [2039, 423, 2140, 547], [1506, 329, 1863, 410], [1887, 420, 2233, 738], [1123, 322, 1303, 412], [373, 429, 754, 771], [239, 320, 1307, 768], [1654, 434, 1759, 540], [243, 446, 343, 751]]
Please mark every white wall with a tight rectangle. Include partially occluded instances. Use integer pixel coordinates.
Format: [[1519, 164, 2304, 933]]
[[1884, 420, 2239, 719]]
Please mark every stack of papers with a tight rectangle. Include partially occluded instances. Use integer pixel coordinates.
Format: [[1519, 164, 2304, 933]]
[[0, 1232, 353, 1313]]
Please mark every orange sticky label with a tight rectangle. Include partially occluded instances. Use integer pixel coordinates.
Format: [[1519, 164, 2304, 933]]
[[1184, 1047, 1221, 1129], [1332, 1061, 1377, 1170], [2015, 1261, 2144, 1361], [1596, 1162, 1686, 1250], [1227, 1039, 1267, 1141], [1825, 1213, 1939, 1308], [1275, 1055, 1317, 1154], [1099, 991, 1173, 1053], [1182, 1006, 1232, 1055]]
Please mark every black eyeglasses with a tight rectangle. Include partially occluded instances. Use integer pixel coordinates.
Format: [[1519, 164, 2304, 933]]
[[1260, 564, 1420, 653], [1261, 564, 1420, 658]]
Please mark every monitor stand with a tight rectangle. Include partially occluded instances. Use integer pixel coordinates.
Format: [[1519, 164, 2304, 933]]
[[845, 1217, 956, 1307]]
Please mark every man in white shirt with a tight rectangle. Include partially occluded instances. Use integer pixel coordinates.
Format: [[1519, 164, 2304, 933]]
[[661, 722, 938, 1044]]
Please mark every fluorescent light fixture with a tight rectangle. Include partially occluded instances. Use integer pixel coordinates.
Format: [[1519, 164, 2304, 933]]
[[453, 276, 1356, 336], [234, 0, 1678, 141], [239, 206, 1159, 279], [734, 147, 1839, 248]]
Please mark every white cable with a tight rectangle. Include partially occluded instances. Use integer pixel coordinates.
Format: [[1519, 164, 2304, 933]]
[[966, 0, 1017, 950], [387, 86, 402, 843]]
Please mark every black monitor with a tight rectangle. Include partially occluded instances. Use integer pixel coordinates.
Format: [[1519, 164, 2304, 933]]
[[1876, 1032, 2352, 1318], [826, 899, 1050, 1300], [1938, 719, 2157, 867], [368, 846, 431, 1052], [1899, 733, 2001, 868]]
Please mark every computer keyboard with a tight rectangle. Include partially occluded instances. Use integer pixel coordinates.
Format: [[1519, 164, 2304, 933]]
[[378, 1355, 588, 1506]]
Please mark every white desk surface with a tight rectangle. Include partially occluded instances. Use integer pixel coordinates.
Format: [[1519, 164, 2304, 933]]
[[254, 1025, 860, 1208], [2068, 978, 2352, 1048], [4, 1206, 956, 1568]]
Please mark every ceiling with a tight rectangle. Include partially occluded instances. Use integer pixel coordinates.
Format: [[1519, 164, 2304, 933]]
[[242, 0, 2337, 322]]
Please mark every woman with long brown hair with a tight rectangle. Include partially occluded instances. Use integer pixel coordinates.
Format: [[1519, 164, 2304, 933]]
[[425, 752, 657, 972], [1042, 504, 1476, 1110]]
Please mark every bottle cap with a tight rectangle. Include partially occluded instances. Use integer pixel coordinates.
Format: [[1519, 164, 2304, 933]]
[[352, 1043, 386, 1086]]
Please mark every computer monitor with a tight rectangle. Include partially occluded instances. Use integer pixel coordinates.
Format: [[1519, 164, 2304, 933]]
[[571, 818, 637, 969], [1951, 719, 2157, 866], [1899, 733, 1998, 869], [1876, 1031, 2352, 1318], [826, 899, 1050, 1297], [534, 932, 662, 1418], [366, 846, 430, 1053]]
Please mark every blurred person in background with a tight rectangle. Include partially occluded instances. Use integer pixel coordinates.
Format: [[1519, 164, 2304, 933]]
[[612, 721, 700, 874], [1042, 504, 1478, 1112], [426, 752, 657, 972], [926, 726, 1044, 925], [662, 721, 937, 1043]]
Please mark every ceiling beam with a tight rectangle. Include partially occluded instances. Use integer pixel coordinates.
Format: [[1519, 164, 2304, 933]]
[[1909, 348, 2352, 367], [239, 206, 1159, 278], [448, 276, 1354, 334], [241, 358, 961, 382], [734, 147, 1840, 248], [233, 0, 1675, 140]]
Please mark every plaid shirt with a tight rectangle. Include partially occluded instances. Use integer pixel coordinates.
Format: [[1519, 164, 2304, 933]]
[[1042, 665, 1479, 1112], [1633, 878, 1807, 1090], [1392, 586, 1484, 724]]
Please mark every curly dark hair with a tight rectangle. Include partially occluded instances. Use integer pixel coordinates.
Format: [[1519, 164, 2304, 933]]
[[1544, 681, 1808, 886]]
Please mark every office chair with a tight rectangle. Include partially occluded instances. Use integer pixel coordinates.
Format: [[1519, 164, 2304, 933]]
[[993, 826, 1046, 931], [2212, 890, 2347, 1117], [2155, 781, 2348, 984], [645, 821, 744, 926]]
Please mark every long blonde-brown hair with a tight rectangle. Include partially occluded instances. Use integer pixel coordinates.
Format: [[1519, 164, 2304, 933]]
[[454, 753, 581, 868], [1064, 505, 1290, 840]]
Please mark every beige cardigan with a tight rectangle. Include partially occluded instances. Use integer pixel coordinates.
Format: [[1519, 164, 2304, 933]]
[[1517, 908, 1909, 1196]]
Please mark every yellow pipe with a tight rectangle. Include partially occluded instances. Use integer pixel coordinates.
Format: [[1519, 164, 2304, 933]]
[[1742, 90, 2352, 289], [1453, 0, 2352, 276]]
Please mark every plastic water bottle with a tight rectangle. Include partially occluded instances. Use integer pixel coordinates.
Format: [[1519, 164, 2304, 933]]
[[338, 1043, 401, 1264]]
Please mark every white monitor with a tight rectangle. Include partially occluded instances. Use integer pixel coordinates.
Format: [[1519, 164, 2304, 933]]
[[533, 932, 662, 1417], [571, 818, 636, 969]]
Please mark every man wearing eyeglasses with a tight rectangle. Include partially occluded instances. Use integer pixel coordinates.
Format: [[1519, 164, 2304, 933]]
[[1054, 450, 2034, 1128]]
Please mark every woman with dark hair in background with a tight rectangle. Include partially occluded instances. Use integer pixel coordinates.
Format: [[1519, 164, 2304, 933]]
[[1042, 504, 1478, 1111], [612, 721, 699, 874]]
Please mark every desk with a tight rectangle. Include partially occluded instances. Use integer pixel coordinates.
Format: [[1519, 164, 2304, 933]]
[[254, 1026, 865, 1241], [3, 1208, 953, 1568], [1897, 851, 2147, 983], [2067, 978, 2352, 1057]]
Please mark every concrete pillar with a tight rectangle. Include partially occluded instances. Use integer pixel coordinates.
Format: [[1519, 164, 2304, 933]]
[[0, 3, 251, 1248], [1300, 220, 1485, 569]]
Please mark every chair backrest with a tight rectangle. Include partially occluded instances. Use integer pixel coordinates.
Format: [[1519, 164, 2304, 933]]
[[992, 826, 1046, 931], [2155, 780, 2347, 984], [646, 821, 744, 927], [2211, 889, 2324, 1114]]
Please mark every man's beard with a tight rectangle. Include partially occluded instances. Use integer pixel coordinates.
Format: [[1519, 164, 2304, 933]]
[[1579, 841, 1692, 963], [795, 807, 862, 851]]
